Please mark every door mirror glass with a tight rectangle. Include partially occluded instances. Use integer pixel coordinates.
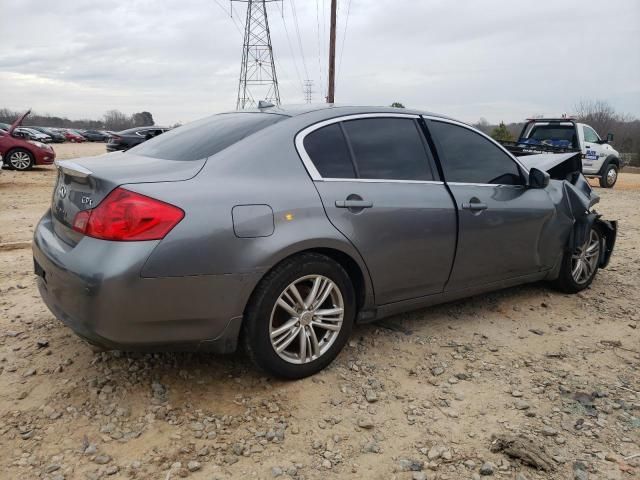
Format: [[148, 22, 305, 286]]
[[528, 168, 549, 189], [606, 133, 614, 143]]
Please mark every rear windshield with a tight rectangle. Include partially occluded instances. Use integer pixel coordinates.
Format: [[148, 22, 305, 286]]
[[130, 113, 286, 161], [521, 124, 576, 148]]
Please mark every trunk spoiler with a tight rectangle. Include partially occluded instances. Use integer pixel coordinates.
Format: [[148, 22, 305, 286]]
[[55, 160, 93, 178]]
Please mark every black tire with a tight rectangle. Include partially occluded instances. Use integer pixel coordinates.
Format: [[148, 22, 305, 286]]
[[599, 163, 618, 188], [549, 226, 602, 294], [243, 253, 355, 379], [7, 148, 34, 171]]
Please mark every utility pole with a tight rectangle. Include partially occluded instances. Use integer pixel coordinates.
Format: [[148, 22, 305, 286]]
[[303, 80, 314, 103], [326, 0, 337, 103], [233, 0, 281, 109]]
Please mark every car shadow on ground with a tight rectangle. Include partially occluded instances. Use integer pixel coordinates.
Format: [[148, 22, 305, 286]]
[[75, 280, 553, 402]]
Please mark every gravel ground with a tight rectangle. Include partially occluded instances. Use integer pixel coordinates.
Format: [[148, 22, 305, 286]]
[[0, 144, 638, 480]]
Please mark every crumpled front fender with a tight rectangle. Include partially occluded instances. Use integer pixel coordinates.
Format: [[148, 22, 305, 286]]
[[520, 152, 617, 270], [560, 178, 616, 269]]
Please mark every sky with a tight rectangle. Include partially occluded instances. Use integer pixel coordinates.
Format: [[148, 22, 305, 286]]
[[0, 0, 639, 126]]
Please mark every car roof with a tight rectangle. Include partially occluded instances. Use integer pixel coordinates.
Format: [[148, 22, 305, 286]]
[[235, 103, 455, 121]]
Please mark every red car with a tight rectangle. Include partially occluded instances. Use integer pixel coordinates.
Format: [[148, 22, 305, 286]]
[[0, 111, 56, 171], [61, 129, 85, 143]]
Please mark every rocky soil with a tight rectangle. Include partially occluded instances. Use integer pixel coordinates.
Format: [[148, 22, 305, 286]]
[[0, 145, 638, 479]]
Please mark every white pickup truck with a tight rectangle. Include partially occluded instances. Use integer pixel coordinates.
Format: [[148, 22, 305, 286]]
[[504, 118, 621, 188]]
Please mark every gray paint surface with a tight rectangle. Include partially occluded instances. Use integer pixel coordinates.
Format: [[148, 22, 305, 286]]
[[33, 105, 615, 353]]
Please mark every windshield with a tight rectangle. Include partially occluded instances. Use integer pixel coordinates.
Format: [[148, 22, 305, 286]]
[[130, 113, 287, 161]]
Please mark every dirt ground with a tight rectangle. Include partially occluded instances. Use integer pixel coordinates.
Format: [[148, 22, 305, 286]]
[[0, 143, 638, 480]]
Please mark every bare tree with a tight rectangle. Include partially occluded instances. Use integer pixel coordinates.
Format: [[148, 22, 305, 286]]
[[473, 117, 491, 134], [573, 100, 617, 137]]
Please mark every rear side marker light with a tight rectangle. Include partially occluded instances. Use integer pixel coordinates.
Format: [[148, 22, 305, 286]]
[[72, 187, 184, 241]]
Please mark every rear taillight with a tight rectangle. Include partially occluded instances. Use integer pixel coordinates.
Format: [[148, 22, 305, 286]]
[[109, 135, 121, 143], [72, 187, 184, 241]]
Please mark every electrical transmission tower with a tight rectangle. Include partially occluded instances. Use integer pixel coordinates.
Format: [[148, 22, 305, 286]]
[[233, 0, 281, 109], [303, 80, 313, 103]]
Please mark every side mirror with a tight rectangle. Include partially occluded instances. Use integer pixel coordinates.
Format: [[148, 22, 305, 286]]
[[606, 133, 614, 143], [528, 167, 550, 189]]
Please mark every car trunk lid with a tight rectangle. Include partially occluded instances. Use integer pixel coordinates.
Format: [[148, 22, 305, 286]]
[[51, 152, 206, 244]]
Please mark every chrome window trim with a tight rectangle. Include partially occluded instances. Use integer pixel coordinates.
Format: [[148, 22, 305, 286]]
[[447, 182, 526, 188], [321, 178, 444, 185], [295, 112, 422, 182], [421, 115, 530, 174]]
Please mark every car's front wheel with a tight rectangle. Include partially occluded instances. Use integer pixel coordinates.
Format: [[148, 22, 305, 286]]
[[550, 227, 602, 293], [243, 253, 355, 379], [7, 149, 34, 171]]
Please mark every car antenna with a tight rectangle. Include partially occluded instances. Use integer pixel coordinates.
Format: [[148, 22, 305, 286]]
[[258, 100, 275, 109]]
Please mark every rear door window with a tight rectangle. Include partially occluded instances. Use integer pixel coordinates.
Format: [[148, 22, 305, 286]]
[[342, 117, 433, 180], [131, 113, 286, 161]]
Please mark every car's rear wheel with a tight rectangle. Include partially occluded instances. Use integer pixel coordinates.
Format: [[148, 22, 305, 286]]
[[599, 163, 618, 188], [243, 253, 355, 379], [8, 149, 34, 171], [550, 227, 601, 293]]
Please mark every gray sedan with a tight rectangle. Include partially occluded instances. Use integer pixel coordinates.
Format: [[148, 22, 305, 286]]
[[33, 105, 616, 378]]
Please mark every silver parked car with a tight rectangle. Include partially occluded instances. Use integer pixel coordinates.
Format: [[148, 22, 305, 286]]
[[33, 105, 617, 378]]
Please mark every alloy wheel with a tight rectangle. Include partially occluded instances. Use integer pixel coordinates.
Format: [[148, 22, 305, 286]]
[[606, 167, 617, 186], [10, 151, 32, 170], [571, 229, 600, 284], [269, 274, 344, 365]]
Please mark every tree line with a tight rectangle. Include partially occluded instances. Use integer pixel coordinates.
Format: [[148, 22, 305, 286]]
[[0, 108, 155, 131]]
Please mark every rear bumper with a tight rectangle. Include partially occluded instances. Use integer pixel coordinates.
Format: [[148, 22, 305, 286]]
[[32, 211, 258, 353]]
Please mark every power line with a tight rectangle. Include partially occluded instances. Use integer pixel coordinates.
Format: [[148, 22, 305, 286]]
[[322, 0, 327, 75], [337, 0, 352, 86], [213, 0, 245, 36], [229, 2, 246, 32], [275, 2, 305, 96], [289, 0, 310, 80], [315, 0, 324, 100]]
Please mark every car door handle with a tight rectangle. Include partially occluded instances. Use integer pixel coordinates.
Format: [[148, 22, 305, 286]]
[[585, 145, 591, 148], [462, 202, 488, 211], [335, 200, 373, 208]]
